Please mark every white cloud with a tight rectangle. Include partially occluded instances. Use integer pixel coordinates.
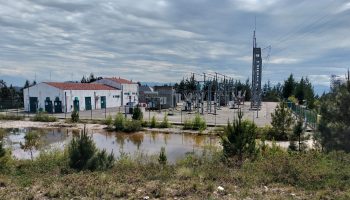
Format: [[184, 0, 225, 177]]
[[0, 0, 349, 87]]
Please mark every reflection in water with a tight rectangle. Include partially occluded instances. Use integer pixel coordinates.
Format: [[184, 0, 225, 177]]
[[4, 128, 220, 162]]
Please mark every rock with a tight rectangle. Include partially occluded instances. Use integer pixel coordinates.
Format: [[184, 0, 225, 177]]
[[143, 196, 150, 200], [217, 186, 224, 191], [291, 193, 296, 196]]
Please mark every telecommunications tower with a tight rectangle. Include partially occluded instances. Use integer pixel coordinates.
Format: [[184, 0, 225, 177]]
[[250, 29, 262, 109]]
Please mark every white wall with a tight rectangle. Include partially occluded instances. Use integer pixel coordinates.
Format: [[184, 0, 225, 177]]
[[64, 89, 121, 112], [121, 83, 139, 106], [95, 79, 139, 106], [23, 83, 122, 112], [23, 83, 64, 112]]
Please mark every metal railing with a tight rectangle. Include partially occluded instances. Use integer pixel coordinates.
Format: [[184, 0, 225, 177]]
[[287, 101, 318, 130]]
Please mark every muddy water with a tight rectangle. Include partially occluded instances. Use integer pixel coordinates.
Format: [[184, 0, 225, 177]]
[[3, 128, 219, 162]]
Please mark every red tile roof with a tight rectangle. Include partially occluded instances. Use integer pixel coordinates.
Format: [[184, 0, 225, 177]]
[[105, 77, 135, 84], [44, 82, 117, 90]]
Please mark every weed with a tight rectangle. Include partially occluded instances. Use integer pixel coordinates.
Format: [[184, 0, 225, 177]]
[[32, 112, 57, 122]]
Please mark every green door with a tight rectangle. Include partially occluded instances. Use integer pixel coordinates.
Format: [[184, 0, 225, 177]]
[[29, 97, 38, 113], [73, 97, 79, 111], [54, 97, 62, 113], [85, 97, 92, 110], [101, 96, 106, 109], [45, 97, 53, 113]]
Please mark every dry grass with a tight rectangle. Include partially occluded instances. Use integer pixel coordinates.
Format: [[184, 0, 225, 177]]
[[0, 149, 349, 199]]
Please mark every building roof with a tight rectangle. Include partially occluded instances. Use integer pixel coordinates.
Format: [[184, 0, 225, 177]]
[[104, 77, 135, 84], [44, 82, 117, 90]]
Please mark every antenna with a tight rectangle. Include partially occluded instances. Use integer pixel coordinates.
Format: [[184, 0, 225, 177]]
[[253, 16, 257, 48]]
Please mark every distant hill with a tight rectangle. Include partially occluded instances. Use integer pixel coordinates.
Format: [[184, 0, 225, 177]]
[[140, 82, 176, 87], [314, 85, 330, 96]]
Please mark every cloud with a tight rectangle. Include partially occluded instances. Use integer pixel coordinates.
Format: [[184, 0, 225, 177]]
[[0, 0, 349, 88]]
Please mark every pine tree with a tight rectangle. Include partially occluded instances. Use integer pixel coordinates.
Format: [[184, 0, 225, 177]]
[[289, 118, 308, 152], [221, 110, 257, 164], [270, 101, 294, 140], [317, 79, 350, 152], [282, 74, 296, 99]]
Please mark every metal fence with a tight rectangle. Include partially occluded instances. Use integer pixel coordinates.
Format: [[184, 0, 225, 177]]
[[287, 101, 318, 129], [0, 98, 23, 111]]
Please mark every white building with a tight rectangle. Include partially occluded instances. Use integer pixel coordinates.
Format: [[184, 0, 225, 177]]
[[23, 82, 121, 113], [95, 77, 139, 106]]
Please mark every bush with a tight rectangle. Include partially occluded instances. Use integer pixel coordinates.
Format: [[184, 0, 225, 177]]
[[123, 119, 142, 133], [68, 127, 114, 171], [141, 120, 149, 127], [71, 110, 79, 123], [158, 114, 171, 128], [132, 106, 143, 121], [105, 115, 113, 129], [183, 119, 192, 130], [68, 128, 96, 170], [270, 101, 293, 141], [221, 110, 257, 164], [192, 114, 207, 131], [86, 149, 115, 171], [32, 112, 57, 122], [241, 150, 350, 191], [257, 125, 274, 140], [0, 129, 12, 173], [0, 114, 24, 120], [114, 113, 125, 132], [158, 147, 167, 166], [183, 114, 206, 131], [150, 116, 157, 128]]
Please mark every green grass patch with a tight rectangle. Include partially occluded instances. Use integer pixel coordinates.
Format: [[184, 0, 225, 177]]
[[32, 112, 57, 122]]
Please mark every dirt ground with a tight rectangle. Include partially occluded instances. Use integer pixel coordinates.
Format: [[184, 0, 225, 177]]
[[7, 102, 277, 127]]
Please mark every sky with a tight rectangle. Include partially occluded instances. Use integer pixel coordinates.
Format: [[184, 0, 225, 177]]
[[0, 0, 350, 92]]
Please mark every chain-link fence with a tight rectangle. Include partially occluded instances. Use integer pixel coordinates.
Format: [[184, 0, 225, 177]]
[[287, 101, 318, 129]]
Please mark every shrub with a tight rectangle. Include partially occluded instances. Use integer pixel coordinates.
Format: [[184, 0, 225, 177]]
[[257, 125, 274, 140], [183, 114, 206, 131], [270, 101, 293, 141], [132, 106, 143, 121], [150, 116, 157, 128], [0, 114, 24, 120], [159, 114, 171, 128], [86, 149, 115, 171], [105, 115, 113, 129], [289, 118, 308, 152], [114, 113, 125, 132], [0, 129, 12, 173], [32, 112, 57, 122], [141, 120, 149, 127], [71, 110, 79, 123], [158, 147, 167, 166], [192, 114, 207, 131], [241, 150, 350, 191], [221, 110, 257, 164], [123, 119, 142, 133], [68, 128, 96, 170], [183, 119, 192, 130], [68, 127, 114, 171]]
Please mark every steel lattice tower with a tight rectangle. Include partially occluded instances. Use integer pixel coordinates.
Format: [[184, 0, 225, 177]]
[[251, 30, 262, 109]]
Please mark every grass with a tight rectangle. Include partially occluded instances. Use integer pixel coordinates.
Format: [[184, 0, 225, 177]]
[[0, 113, 24, 120], [31, 112, 57, 122], [0, 147, 349, 199], [183, 114, 207, 131]]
